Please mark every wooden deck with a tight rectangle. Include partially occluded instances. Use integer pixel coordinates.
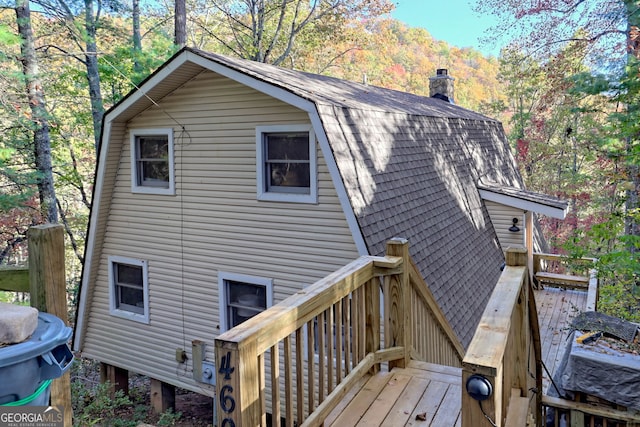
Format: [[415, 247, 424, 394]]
[[534, 286, 587, 394], [321, 286, 587, 426], [325, 360, 462, 427]]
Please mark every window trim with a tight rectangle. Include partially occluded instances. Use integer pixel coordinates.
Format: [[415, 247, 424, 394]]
[[130, 128, 175, 195], [218, 271, 274, 332], [256, 124, 317, 203], [108, 256, 150, 324]]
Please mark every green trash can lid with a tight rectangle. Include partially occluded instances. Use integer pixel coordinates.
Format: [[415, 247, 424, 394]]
[[0, 312, 72, 368]]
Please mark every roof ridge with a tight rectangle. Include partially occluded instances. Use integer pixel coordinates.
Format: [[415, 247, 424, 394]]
[[188, 47, 498, 121]]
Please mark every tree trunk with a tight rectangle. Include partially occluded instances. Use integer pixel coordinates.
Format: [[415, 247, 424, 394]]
[[174, 0, 187, 47], [85, 0, 104, 152], [132, 0, 143, 74], [15, 0, 58, 223]]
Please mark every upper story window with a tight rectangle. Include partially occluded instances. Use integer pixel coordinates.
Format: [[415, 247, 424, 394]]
[[130, 128, 175, 195], [108, 256, 150, 324], [256, 125, 317, 203]]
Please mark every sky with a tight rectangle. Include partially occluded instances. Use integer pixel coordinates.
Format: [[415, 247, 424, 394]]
[[391, 0, 501, 57]]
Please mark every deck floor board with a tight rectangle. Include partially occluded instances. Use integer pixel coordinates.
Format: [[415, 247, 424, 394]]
[[324, 286, 587, 426], [326, 361, 461, 427], [534, 286, 587, 394], [380, 376, 431, 426]]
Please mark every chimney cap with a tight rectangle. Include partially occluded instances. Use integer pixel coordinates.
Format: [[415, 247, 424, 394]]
[[436, 68, 448, 76]]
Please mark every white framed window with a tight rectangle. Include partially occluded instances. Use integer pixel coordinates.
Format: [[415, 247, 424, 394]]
[[108, 256, 150, 323], [130, 128, 175, 195], [219, 272, 273, 332], [256, 125, 317, 203]]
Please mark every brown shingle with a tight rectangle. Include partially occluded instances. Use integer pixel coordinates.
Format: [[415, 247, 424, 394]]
[[185, 48, 529, 349]]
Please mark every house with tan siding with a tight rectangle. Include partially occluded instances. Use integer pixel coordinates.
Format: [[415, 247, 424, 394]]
[[73, 47, 567, 407]]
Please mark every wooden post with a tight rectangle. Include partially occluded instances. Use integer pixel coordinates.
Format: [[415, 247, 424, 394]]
[[100, 363, 129, 397], [505, 246, 527, 267], [525, 211, 534, 285], [461, 368, 499, 427], [27, 224, 72, 427], [527, 270, 543, 427], [462, 248, 535, 427], [216, 339, 261, 427], [150, 379, 176, 414], [385, 238, 410, 370]]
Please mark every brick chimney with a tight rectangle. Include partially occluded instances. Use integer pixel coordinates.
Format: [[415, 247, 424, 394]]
[[429, 68, 455, 103]]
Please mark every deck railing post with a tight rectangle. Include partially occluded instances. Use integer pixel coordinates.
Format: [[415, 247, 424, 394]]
[[385, 238, 410, 370], [215, 339, 260, 427], [505, 246, 527, 268], [27, 224, 72, 426], [525, 211, 534, 285]]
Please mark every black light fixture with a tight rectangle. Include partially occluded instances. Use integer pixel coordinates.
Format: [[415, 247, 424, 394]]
[[466, 374, 493, 401], [509, 217, 520, 232], [467, 374, 497, 426]]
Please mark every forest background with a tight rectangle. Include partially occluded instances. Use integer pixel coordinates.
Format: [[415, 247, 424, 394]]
[[0, 0, 638, 324], [0, 0, 639, 423]]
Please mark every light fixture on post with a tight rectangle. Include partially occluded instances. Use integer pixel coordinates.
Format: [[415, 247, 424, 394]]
[[466, 374, 493, 401], [509, 217, 520, 232], [466, 374, 497, 426]]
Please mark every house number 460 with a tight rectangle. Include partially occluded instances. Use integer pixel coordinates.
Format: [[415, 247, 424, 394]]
[[219, 352, 236, 427]]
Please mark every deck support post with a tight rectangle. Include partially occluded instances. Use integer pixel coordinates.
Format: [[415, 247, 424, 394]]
[[385, 237, 410, 370], [100, 363, 129, 397], [150, 378, 176, 414]]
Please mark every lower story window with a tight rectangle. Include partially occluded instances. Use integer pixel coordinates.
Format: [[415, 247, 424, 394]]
[[108, 256, 149, 323], [219, 272, 273, 331]]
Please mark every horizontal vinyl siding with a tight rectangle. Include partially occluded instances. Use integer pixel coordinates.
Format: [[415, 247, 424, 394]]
[[82, 70, 359, 394], [76, 121, 127, 346], [484, 200, 525, 251]]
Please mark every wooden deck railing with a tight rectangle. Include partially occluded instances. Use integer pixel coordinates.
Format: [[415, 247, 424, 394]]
[[534, 253, 638, 427], [407, 256, 465, 367], [214, 238, 464, 427], [542, 395, 640, 426], [533, 252, 597, 290], [462, 247, 542, 427], [506, 251, 640, 427]]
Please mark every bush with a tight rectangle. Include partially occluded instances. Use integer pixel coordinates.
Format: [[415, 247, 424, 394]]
[[72, 380, 133, 427]]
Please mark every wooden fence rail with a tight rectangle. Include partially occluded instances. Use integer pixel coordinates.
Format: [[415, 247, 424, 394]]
[[0, 266, 29, 292], [542, 395, 640, 427], [0, 224, 72, 427], [406, 257, 464, 367], [533, 252, 597, 290], [462, 247, 542, 427], [214, 238, 463, 427]]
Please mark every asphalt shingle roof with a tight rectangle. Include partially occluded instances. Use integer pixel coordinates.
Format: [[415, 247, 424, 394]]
[[188, 49, 528, 349], [478, 181, 569, 212]]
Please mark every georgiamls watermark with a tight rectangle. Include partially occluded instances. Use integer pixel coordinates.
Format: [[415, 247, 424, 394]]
[[0, 406, 64, 427]]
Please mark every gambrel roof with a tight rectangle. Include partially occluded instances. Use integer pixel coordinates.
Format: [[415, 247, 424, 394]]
[[78, 47, 534, 350]]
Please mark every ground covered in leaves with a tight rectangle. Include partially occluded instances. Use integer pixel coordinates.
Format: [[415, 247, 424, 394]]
[[72, 357, 213, 427]]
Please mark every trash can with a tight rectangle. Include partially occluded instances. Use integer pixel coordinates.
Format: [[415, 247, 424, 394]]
[[0, 311, 74, 406]]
